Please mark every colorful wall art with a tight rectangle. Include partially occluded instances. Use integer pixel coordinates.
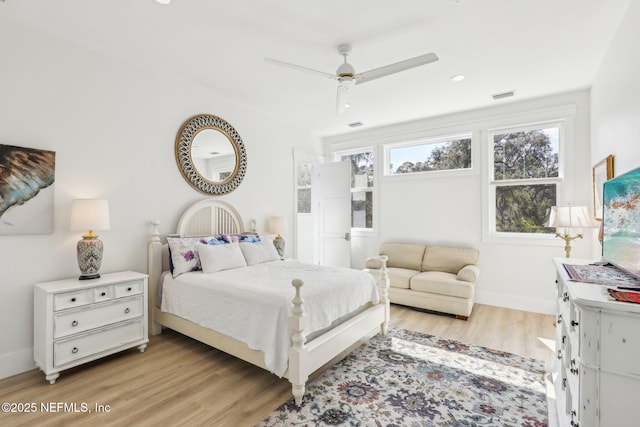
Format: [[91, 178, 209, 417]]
[[0, 144, 56, 235]]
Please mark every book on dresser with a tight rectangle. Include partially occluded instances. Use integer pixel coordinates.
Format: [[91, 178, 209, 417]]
[[553, 258, 640, 427], [34, 271, 149, 384]]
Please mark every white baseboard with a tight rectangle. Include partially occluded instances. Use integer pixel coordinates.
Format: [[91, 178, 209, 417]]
[[0, 347, 36, 380], [475, 290, 556, 315]]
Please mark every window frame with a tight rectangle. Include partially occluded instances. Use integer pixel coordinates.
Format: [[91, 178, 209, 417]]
[[382, 133, 474, 178], [485, 119, 567, 242], [332, 146, 377, 235]]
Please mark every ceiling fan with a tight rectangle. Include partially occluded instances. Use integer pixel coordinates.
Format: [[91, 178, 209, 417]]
[[265, 44, 439, 114]]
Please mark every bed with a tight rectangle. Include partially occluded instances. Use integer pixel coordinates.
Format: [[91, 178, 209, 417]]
[[148, 198, 390, 405]]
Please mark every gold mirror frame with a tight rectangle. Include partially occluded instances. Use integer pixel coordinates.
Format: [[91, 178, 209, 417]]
[[175, 114, 247, 195]]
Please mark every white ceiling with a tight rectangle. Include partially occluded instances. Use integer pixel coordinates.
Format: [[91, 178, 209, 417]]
[[3, 0, 631, 136]]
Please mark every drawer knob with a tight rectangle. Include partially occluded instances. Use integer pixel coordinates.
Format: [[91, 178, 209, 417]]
[[127, 287, 132, 292], [71, 297, 76, 302], [100, 292, 106, 297], [72, 347, 79, 354], [124, 308, 130, 314], [71, 320, 78, 327]]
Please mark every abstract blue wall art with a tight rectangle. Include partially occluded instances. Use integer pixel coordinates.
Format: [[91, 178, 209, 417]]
[[0, 144, 56, 234]]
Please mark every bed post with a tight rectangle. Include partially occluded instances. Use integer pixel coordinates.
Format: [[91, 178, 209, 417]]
[[378, 255, 390, 335], [148, 220, 163, 336], [288, 278, 307, 406]]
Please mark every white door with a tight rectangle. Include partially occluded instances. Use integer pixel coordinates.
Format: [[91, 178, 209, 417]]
[[314, 161, 351, 268]]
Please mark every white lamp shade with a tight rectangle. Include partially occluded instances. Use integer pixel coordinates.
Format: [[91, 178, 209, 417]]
[[269, 216, 286, 235], [545, 205, 594, 231], [70, 199, 111, 232]]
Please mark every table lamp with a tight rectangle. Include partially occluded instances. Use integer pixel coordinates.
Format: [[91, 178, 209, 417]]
[[70, 199, 111, 279], [269, 216, 286, 258], [545, 205, 594, 258]]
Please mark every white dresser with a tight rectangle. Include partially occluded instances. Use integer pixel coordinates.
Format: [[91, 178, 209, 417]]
[[34, 271, 149, 384], [554, 258, 640, 427]]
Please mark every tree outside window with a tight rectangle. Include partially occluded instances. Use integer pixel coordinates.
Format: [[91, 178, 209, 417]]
[[335, 149, 374, 230], [491, 126, 561, 234], [386, 136, 472, 175]]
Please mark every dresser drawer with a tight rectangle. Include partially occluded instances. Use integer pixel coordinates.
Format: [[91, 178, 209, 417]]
[[114, 280, 143, 298], [54, 289, 92, 311], [600, 311, 640, 376], [54, 319, 144, 367], [93, 286, 112, 303], [54, 295, 143, 339]]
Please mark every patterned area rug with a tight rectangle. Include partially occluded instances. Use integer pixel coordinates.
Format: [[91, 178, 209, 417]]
[[256, 328, 548, 426]]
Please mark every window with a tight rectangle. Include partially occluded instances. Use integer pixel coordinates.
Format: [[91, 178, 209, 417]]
[[489, 123, 561, 234], [385, 134, 472, 176], [334, 148, 374, 230], [296, 162, 312, 214]]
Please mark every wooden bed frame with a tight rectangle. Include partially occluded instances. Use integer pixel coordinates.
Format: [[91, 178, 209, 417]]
[[148, 198, 390, 405]]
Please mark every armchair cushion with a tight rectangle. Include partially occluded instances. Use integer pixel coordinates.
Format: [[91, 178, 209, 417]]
[[410, 271, 474, 299], [380, 242, 425, 270], [421, 245, 479, 274], [386, 267, 419, 289]]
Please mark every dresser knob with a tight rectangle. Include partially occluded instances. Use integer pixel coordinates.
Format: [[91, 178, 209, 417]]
[[124, 308, 130, 314], [72, 347, 78, 354], [100, 292, 106, 297], [71, 297, 76, 302], [71, 320, 78, 327]]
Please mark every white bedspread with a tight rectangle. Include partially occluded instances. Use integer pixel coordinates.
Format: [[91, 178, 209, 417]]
[[161, 260, 379, 377]]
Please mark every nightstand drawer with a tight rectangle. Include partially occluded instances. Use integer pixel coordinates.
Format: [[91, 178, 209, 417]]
[[54, 289, 92, 311], [54, 295, 143, 339], [54, 319, 144, 367], [114, 280, 143, 298]]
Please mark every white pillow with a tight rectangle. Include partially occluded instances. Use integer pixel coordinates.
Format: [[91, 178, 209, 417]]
[[197, 242, 247, 273], [239, 238, 280, 265]]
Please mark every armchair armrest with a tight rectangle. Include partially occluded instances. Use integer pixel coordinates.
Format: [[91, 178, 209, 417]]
[[457, 264, 480, 283], [365, 257, 383, 270]]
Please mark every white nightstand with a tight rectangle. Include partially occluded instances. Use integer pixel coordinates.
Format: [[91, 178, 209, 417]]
[[34, 271, 149, 384]]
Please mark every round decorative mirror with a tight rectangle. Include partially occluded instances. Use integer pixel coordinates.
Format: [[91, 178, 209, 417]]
[[175, 114, 247, 195]]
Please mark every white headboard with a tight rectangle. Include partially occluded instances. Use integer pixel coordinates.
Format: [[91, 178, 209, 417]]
[[176, 198, 244, 236], [147, 198, 245, 334]]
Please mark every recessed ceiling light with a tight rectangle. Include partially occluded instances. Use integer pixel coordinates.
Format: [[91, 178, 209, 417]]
[[155, 0, 171, 4], [451, 74, 465, 82]]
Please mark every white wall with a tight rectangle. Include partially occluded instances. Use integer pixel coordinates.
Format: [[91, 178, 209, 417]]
[[591, 0, 640, 240], [325, 90, 593, 316], [0, 18, 320, 378]]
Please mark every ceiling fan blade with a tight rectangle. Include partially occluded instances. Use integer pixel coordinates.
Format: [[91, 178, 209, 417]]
[[264, 57, 335, 80], [355, 52, 439, 85]]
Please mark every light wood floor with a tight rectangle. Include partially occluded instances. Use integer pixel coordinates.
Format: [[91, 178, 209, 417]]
[[0, 304, 555, 427]]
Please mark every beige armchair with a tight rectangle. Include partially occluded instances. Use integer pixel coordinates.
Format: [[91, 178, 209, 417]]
[[365, 242, 479, 320]]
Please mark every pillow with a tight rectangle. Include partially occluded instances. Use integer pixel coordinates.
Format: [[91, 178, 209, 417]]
[[221, 234, 261, 243], [167, 236, 227, 277], [197, 242, 247, 273], [239, 238, 280, 266], [167, 237, 204, 277]]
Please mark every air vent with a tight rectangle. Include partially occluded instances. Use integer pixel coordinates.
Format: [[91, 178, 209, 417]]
[[492, 91, 515, 100], [348, 122, 364, 128]]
